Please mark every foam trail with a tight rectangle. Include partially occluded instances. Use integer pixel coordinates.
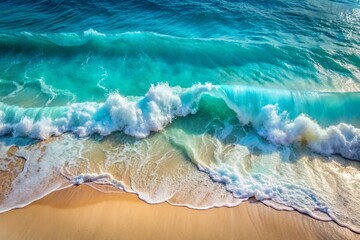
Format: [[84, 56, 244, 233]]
[[195, 137, 360, 232], [71, 173, 124, 188]]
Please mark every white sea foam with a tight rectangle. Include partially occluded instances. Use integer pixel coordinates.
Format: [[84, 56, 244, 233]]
[[254, 105, 360, 160], [195, 135, 360, 232], [0, 84, 359, 160], [0, 135, 82, 213], [72, 173, 124, 189], [83, 28, 106, 37]]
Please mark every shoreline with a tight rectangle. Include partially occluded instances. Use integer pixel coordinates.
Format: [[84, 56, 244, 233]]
[[0, 185, 358, 240]]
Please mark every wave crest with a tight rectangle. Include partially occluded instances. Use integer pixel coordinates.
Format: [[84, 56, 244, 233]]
[[0, 83, 359, 160], [255, 105, 360, 160]]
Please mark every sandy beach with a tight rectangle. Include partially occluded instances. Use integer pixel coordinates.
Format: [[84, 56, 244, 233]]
[[0, 185, 358, 240]]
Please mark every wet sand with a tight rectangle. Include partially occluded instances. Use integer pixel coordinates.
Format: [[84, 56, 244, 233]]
[[0, 185, 358, 240]]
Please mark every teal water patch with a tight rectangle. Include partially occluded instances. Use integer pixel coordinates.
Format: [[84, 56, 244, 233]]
[[0, 31, 359, 108]]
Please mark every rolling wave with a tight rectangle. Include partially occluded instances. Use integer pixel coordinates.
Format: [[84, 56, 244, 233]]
[[1, 83, 359, 160], [0, 30, 359, 102]]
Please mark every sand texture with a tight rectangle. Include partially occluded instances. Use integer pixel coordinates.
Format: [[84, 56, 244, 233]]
[[0, 185, 358, 240]]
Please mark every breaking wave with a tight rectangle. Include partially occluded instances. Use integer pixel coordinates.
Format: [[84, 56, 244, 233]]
[[1, 83, 359, 160]]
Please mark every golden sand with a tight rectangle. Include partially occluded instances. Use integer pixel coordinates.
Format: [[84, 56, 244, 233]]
[[0, 185, 358, 240]]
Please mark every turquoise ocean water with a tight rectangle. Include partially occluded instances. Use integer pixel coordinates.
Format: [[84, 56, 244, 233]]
[[0, 0, 360, 233]]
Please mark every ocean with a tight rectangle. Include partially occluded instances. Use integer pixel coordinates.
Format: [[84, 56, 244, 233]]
[[0, 0, 359, 233]]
